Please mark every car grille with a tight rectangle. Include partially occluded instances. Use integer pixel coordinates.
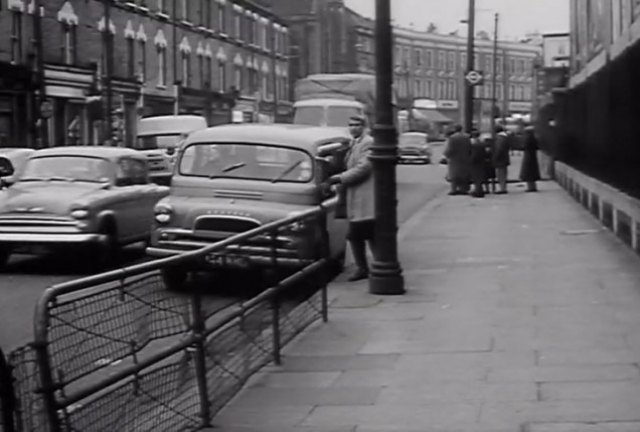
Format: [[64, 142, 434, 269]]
[[194, 216, 261, 233], [0, 214, 77, 227]]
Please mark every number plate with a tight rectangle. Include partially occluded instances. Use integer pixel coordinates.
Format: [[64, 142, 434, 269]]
[[205, 253, 250, 268]]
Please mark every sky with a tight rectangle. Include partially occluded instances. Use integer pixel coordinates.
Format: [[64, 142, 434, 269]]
[[344, 0, 570, 40]]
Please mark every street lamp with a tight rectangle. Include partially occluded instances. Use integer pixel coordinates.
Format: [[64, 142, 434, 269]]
[[368, 0, 404, 295]]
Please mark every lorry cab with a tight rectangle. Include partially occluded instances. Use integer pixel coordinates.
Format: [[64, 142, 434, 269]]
[[135, 115, 208, 185], [292, 99, 365, 130]]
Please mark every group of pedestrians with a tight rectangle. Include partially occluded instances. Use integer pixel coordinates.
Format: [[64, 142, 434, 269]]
[[443, 123, 541, 198]]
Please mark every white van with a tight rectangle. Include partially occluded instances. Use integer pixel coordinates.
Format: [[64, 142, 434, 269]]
[[292, 99, 366, 131], [136, 115, 208, 184]]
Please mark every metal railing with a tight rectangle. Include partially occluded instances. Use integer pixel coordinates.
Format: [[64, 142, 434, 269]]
[[5, 197, 338, 431], [0, 348, 16, 432]]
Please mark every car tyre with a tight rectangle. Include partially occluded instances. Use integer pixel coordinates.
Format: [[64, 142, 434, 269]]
[[162, 266, 188, 291], [0, 246, 11, 270]]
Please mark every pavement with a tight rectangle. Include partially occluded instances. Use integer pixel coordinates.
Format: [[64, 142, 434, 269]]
[[208, 175, 640, 431]]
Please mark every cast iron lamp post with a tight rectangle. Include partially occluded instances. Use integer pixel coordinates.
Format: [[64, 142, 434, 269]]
[[368, 0, 404, 295]]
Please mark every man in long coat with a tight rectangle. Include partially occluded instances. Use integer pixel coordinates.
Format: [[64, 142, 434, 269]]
[[443, 124, 472, 195], [492, 125, 511, 194], [328, 115, 375, 282]]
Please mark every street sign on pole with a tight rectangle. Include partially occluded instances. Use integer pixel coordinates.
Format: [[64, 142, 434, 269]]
[[465, 70, 484, 86]]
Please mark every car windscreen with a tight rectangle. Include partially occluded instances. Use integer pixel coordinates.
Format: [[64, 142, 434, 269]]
[[398, 135, 426, 147], [179, 143, 314, 183], [293, 106, 324, 126], [19, 156, 113, 183], [135, 134, 183, 150], [326, 106, 363, 127]]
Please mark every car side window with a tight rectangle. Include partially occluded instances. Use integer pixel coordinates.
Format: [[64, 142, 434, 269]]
[[116, 158, 148, 186]]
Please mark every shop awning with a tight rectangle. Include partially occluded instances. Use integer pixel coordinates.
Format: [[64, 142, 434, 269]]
[[413, 108, 452, 123]]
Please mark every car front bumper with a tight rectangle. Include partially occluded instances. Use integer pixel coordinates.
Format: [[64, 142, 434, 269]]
[[147, 228, 314, 269], [0, 231, 107, 244]]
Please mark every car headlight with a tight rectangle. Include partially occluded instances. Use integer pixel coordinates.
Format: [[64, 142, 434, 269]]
[[70, 208, 89, 219], [154, 203, 173, 224]]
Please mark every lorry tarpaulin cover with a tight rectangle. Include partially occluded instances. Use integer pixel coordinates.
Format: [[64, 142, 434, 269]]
[[294, 74, 378, 109]]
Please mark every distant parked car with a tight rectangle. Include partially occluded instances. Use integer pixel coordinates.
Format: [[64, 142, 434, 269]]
[[398, 132, 432, 164], [0, 148, 35, 189], [0, 146, 170, 269], [146, 124, 350, 290]]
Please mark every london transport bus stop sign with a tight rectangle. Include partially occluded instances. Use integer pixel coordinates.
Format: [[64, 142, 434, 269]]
[[465, 70, 484, 86]]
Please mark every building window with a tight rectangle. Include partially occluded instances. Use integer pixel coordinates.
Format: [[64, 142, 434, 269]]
[[438, 51, 446, 69], [62, 24, 77, 65], [425, 50, 432, 68], [180, 0, 190, 21], [509, 58, 516, 74], [484, 83, 492, 99], [198, 54, 204, 88], [157, 0, 165, 13], [426, 80, 432, 97], [523, 86, 531, 100], [234, 11, 241, 39], [497, 56, 503, 74], [126, 37, 135, 77], [182, 53, 191, 87], [205, 56, 212, 88], [447, 80, 456, 99], [218, 61, 226, 91], [138, 39, 147, 81], [485, 54, 492, 73], [415, 79, 422, 96], [460, 52, 467, 69], [496, 83, 503, 100], [10, 11, 22, 64], [438, 80, 446, 99], [234, 66, 242, 90], [157, 47, 166, 86], [509, 84, 515, 99], [414, 49, 422, 66], [218, 3, 226, 33], [448, 52, 456, 71], [262, 72, 268, 99]]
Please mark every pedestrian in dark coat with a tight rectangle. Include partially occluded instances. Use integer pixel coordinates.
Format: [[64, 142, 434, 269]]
[[519, 125, 541, 192], [469, 129, 486, 198], [492, 125, 511, 194], [443, 124, 472, 195]]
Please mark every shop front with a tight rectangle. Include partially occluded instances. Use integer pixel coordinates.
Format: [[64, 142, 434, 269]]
[[0, 62, 34, 147], [44, 64, 94, 147], [232, 97, 259, 123]]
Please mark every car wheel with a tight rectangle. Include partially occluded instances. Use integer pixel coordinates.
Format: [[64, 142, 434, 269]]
[[92, 224, 119, 271], [0, 245, 11, 270], [162, 266, 188, 291]]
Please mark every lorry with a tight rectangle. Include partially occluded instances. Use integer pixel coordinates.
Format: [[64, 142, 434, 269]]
[[135, 115, 208, 185], [293, 73, 394, 130]]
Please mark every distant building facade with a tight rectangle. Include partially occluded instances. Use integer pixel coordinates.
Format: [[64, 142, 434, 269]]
[[351, 15, 542, 124], [0, 0, 291, 148]]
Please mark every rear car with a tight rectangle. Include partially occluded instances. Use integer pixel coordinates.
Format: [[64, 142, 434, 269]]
[[135, 115, 208, 185], [398, 132, 432, 164], [146, 124, 350, 290]]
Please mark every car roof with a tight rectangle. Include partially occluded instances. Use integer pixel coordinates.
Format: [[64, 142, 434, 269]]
[[400, 132, 427, 137], [186, 124, 351, 152], [0, 148, 35, 158], [31, 146, 146, 160], [294, 99, 363, 107]]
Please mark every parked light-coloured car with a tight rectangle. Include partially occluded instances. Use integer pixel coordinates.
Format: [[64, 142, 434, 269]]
[[146, 124, 351, 290], [0, 146, 170, 269]]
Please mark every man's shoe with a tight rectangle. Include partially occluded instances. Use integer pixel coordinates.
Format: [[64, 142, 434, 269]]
[[348, 269, 369, 282]]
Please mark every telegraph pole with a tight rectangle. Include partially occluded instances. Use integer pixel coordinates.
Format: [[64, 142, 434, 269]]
[[103, 0, 113, 142], [490, 13, 499, 138], [368, 0, 404, 295], [464, 0, 476, 133], [33, 0, 48, 148]]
